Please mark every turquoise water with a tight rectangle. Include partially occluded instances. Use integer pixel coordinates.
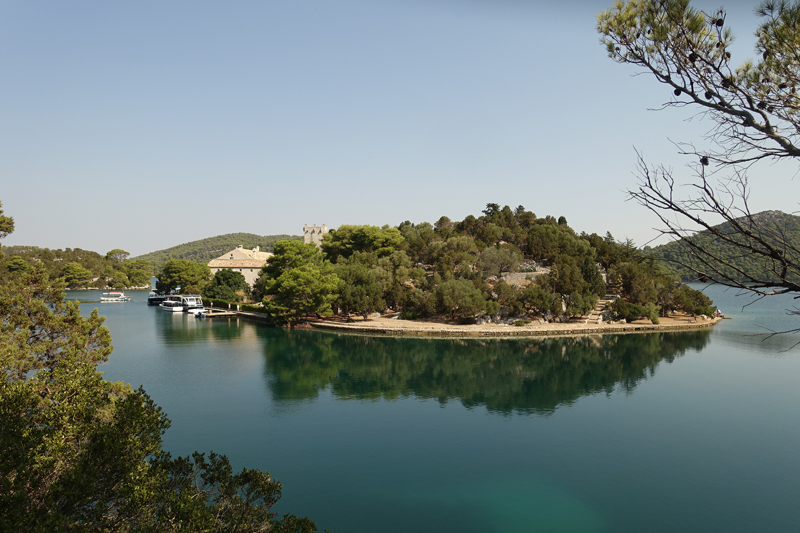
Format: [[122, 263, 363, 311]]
[[69, 287, 800, 532]]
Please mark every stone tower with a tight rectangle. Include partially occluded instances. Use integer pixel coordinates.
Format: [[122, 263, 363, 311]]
[[303, 224, 328, 247]]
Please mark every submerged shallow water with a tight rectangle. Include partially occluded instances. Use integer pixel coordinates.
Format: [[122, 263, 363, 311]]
[[70, 286, 800, 532]]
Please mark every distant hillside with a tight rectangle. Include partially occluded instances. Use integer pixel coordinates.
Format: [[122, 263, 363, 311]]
[[650, 210, 800, 282], [132, 233, 303, 271]]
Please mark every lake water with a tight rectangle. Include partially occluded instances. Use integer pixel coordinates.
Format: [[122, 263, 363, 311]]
[[69, 286, 800, 532]]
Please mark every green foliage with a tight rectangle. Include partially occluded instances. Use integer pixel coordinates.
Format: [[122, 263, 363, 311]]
[[98, 265, 130, 289], [343, 250, 415, 310], [433, 216, 455, 240], [0, 201, 13, 241], [5, 255, 30, 274], [1, 267, 113, 380], [548, 255, 588, 296], [611, 261, 660, 305], [156, 259, 211, 294], [398, 221, 437, 259], [475, 222, 504, 247], [494, 279, 525, 316], [321, 224, 405, 263], [61, 261, 94, 288], [120, 259, 153, 287], [583, 232, 623, 271], [476, 245, 523, 277], [105, 248, 130, 263], [204, 269, 250, 302], [404, 288, 436, 318], [673, 285, 715, 316], [259, 241, 341, 325], [527, 224, 593, 264], [133, 233, 302, 272], [426, 235, 478, 279], [520, 284, 555, 315], [205, 297, 235, 309], [613, 298, 647, 323], [565, 292, 597, 317], [334, 261, 386, 319], [484, 298, 500, 316], [643, 302, 661, 324], [434, 279, 488, 319], [611, 298, 661, 323], [399, 308, 418, 320]]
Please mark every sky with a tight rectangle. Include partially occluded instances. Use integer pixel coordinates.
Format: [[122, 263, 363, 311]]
[[1, 0, 794, 257]]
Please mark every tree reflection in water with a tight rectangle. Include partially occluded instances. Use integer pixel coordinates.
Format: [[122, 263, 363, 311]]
[[153, 312, 246, 344], [262, 330, 710, 415]]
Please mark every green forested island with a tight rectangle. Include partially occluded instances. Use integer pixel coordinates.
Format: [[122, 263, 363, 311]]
[[151, 203, 716, 326], [648, 210, 800, 283]]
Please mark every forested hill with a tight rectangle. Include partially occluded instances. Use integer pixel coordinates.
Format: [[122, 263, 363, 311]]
[[132, 233, 303, 271], [649, 210, 800, 282]]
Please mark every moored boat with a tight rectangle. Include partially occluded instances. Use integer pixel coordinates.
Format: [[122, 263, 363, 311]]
[[157, 295, 205, 313], [180, 295, 204, 313], [148, 292, 168, 306], [159, 297, 185, 312], [100, 291, 131, 302]]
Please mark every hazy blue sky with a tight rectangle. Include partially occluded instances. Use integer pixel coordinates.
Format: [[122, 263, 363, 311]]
[[1, 0, 792, 256]]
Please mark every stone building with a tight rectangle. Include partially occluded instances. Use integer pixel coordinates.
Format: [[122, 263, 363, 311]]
[[207, 245, 273, 288], [304, 224, 328, 247]]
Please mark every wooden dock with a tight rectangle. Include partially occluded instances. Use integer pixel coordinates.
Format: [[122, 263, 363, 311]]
[[201, 308, 238, 317]]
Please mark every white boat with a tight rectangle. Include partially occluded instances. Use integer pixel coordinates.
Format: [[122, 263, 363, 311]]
[[159, 297, 185, 312], [100, 291, 131, 302], [158, 295, 204, 313], [180, 295, 204, 312]]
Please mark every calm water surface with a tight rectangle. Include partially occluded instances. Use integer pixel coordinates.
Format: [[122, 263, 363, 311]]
[[69, 286, 800, 532]]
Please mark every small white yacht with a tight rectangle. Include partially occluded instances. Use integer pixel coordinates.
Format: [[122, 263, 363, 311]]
[[159, 296, 185, 312], [100, 291, 131, 302], [181, 295, 204, 312], [158, 295, 204, 313]]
